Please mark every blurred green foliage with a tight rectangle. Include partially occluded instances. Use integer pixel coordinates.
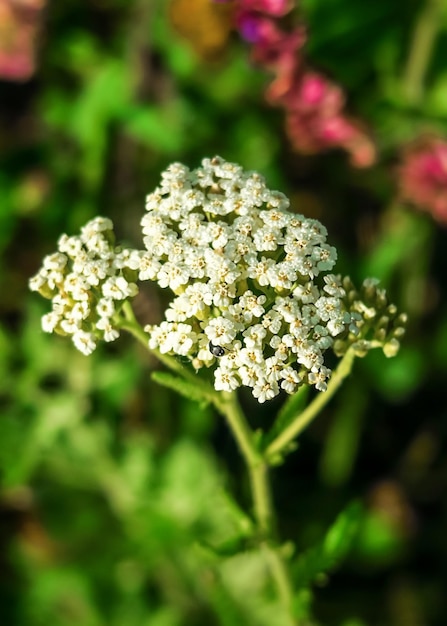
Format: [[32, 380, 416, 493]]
[[1, 0, 447, 624]]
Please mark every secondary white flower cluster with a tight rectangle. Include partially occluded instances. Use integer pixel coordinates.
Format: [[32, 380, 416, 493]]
[[141, 156, 356, 401], [333, 276, 407, 360], [29, 217, 141, 355]]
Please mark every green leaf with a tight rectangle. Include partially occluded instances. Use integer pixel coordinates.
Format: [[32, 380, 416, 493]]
[[292, 501, 363, 589], [319, 384, 366, 487], [219, 550, 294, 626], [361, 211, 431, 285], [156, 441, 252, 549], [427, 72, 447, 117], [151, 371, 211, 407], [122, 104, 186, 153], [22, 567, 103, 626]]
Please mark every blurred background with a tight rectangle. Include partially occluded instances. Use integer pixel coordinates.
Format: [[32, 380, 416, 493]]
[[1, 0, 447, 624]]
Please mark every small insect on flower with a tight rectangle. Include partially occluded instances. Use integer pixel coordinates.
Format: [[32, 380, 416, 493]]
[[209, 341, 226, 357]]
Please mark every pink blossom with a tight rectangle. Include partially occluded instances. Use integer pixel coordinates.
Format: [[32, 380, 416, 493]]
[[398, 137, 447, 224], [0, 0, 45, 82]]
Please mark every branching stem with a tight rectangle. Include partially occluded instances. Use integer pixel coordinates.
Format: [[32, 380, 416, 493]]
[[265, 349, 356, 461], [120, 302, 216, 401], [121, 305, 356, 623]]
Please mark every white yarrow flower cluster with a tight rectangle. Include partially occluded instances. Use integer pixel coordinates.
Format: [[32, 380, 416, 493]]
[[30, 158, 405, 401], [141, 156, 353, 400], [29, 217, 140, 354]]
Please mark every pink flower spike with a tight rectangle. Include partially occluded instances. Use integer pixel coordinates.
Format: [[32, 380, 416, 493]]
[[398, 137, 447, 224], [229, 0, 376, 167]]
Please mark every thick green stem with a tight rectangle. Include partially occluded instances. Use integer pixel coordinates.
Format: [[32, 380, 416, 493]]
[[402, 0, 443, 106], [265, 350, 356, 461], [216, 392, 294, 616]]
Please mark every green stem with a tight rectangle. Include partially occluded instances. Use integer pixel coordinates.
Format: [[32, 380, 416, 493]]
[[217, 392, 272, 534], [402, 0, 443, 106], [120, 302, 216, 400], [216, 392, 294, 615], [265, 349, 356, 462]]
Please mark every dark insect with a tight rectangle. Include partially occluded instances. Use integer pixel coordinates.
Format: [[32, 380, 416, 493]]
[[209, 341, 225, 357]]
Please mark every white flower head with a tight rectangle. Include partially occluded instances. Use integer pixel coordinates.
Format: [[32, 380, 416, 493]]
[[139, 156, 357, 400], [29, 216, 140, 355]]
